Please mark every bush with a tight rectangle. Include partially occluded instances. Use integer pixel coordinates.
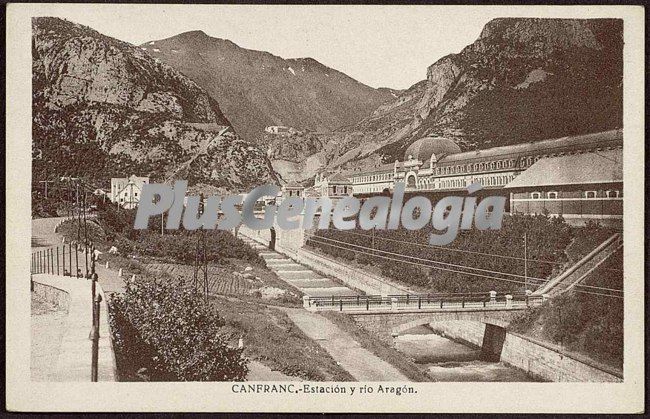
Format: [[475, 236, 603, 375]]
[[87, 206, 265, 265], [306, 213, 612, 293], [109, 277, 248, 381]]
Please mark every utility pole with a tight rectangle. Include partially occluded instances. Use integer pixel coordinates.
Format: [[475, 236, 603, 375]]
[[39, 180, 53, 199], [193, 193, 209, 301], [524, 232, 528, 291]]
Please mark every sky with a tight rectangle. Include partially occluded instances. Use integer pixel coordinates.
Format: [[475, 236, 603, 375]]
[[31, 5, 617, 90]]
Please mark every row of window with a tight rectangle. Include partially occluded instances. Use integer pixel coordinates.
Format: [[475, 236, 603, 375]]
[[353, 147, 620, 185], [433, 148, 619, 176], [530, 190, 621, 199], [354, 173, 392, 183], [413, 174, 517, 189]]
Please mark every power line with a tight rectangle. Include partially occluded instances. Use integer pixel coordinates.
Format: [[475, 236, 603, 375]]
[[575, 283, 624, 293], [309, 236, 624, 299], [306, 235, 545, 287], [308, 233, 547, 282], [327, 229, 565, 265], [574, 289, 624, 299]]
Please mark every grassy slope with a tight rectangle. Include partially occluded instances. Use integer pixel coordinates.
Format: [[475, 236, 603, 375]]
[[509, 246, 623, 370]]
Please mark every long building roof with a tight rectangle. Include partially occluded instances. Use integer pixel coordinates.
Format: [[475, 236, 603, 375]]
[[440, 129, 622, 164], [348, 129, 622, 177], [505, 149, 622, 189]]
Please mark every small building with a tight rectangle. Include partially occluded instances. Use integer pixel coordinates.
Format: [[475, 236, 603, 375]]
[[283, 181, 305, 198], [110, 175, 149, 209], [265, 125, 291, 135], [313, 172, 353, 199], [504, 149, 622, 226]]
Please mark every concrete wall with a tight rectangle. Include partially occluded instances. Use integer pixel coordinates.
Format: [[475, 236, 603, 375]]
[[32, 280, 71, 311], [426, 320, 622, 382], [293, 248, 409, 295], [500, 332, 622, 382]]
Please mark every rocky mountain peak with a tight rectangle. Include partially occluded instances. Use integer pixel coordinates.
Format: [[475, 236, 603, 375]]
[[478, 18, 602, 50], [32, 17, 276, 191], [264, 18, 623, 182], [145, 32, 395, 142]]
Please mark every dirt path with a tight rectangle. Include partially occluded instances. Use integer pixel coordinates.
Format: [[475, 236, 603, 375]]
[[280, 307, 409, 381]]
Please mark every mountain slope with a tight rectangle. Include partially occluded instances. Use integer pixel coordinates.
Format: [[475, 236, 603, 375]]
[[141, 31, 395, 142], [32, 17, 276, 191], [268, 18, 623, 181]]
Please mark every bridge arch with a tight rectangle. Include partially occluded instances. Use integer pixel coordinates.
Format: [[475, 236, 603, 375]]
[[391, 312, 511, 336], [349, 310, 519, 341]]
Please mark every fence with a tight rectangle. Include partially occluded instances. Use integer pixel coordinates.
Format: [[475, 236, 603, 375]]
[[30, 241, 97, 279], [304, 291, 546, 312]]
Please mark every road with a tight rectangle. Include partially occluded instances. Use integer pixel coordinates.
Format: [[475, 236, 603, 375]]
[[31, 216, 68, 249], [280, 307, 409, 381], [31, 216, 126, 293]]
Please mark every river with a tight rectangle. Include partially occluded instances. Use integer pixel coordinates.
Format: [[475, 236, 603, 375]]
[[393, 325, 541, 382]]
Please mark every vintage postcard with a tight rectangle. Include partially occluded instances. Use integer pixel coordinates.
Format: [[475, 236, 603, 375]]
[[5, 3, 645, 413]]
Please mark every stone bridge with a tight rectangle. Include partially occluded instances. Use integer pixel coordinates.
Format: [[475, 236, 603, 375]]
[[348, 307, 526, 361]]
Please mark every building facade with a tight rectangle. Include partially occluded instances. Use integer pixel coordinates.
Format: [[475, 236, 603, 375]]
[[349, 130, 622, 196], [340, 129, 623, 224], [505, 150, 622, 226], [110, 175, 149, 209], [312, 173, 354, 200]]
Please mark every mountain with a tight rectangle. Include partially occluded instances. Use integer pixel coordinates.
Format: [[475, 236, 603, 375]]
[[140, 31, 395, 143], [267, 18, 623, 182], [32, 17, 276, 192]]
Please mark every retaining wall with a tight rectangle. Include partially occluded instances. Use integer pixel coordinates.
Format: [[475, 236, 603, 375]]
[[500, 332, 622, 382], [32, 280, 71, 311], [426, 320, 622, 382]]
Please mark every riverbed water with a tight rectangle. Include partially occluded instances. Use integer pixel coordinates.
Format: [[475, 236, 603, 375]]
[[394, 326, 540, 382]]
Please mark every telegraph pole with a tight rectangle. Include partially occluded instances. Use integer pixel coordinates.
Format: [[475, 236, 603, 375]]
[[193, 193, 209, 301], [524, 232, 528, 291], [39, 180, 53, 199]]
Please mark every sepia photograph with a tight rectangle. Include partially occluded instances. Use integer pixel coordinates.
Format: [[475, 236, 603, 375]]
[[6, 3, 645, 414]]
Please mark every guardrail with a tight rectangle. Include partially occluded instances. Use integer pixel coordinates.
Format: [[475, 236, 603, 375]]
[[304, 291, 546, 312], [31, 241, 98, 279]]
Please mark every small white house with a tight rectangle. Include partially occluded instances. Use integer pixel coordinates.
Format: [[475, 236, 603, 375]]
[[110, 175, 149, 209]]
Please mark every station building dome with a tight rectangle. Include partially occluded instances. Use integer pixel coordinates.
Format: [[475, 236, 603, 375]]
[[404, 137, 461, 162]]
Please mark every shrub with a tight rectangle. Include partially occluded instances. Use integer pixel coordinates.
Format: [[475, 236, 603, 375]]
[[306, 213, 612, 293], [109, 277, 248, 381]]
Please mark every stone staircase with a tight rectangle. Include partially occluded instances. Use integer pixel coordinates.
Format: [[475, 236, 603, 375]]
[[534, 233, 623, 297], [239, 236, 359, 297]]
